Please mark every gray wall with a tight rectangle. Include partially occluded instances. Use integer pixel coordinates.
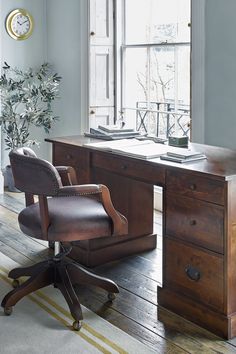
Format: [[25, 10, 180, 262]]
[[0, 0, 88, 166], [204, 0, 236, 149], [0, 0, 47, 67], [2, 0, 236, 166], [46, 0, 88, 145], [0, 0, 47, 166]]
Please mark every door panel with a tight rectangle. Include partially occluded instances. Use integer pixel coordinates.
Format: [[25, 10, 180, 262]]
[[90, 0, 114, 45], [90, 46, 114, 106]]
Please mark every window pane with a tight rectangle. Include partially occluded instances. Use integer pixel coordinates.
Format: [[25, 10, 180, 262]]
[[123, 48, 148, 129], [149, 47, 175, 103], [124, 48, 148, 108], [125, 0, 190, 44], [123, 45, 190, 136]]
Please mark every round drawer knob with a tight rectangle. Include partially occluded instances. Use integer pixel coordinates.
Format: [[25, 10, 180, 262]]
[[66, 154, 72, 160], [190, 219, 196, 226], [121, 165, 127, 170], [190, 184, 196, 191], [90, 31, 95, 36], [185, 265, 201, 281]]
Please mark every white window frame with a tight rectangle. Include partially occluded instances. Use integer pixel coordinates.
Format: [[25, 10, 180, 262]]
[[114, 0, 205, 141], [116, 0, 191, 136], [191, 0, 205, 143]]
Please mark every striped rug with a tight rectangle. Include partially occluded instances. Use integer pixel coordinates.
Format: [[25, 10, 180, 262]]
[[0, 253, 156, 354]]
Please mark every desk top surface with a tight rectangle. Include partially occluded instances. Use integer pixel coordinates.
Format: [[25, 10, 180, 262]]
[[45, 135, 236, 181]]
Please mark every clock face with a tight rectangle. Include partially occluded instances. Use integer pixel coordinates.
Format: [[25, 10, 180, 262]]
[[6, 9, 34, 40], [11, 13, 30, 37]]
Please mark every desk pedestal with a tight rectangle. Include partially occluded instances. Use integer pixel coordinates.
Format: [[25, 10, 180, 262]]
[[158, 287, 236, 339], [46, 136, 236, 339], [67, 234, 156, 267]]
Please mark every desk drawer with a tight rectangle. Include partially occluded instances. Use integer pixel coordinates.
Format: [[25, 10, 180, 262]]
[[92, 152, 165, 184], [53, 144, 90, 184], [165, 194, 224, 253], [164, 238, 224, 312], [166, 170, 225, 205]]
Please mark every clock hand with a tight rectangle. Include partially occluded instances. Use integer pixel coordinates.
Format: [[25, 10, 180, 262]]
[[17, 21, 22, 25], [21, 20, 29, 25]]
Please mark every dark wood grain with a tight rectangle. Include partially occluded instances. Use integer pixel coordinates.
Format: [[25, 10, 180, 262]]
[[92, 151, 166, 184], [164, 237, 224, 311], [225, 179, 236, 316], [165, 193, 224, 253], [53, 143, 90, 184], [2, 191, 236, 352], [45, 135, 236, 339], [45, 135, 236, 180], [166, 168, 225, 205], [92, 167, 154, 237]]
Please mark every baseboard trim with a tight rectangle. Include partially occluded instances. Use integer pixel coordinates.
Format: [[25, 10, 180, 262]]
[[158, 286, 234, 339]]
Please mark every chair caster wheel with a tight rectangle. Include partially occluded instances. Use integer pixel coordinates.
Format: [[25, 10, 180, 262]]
[[108, 292, 116, 301], [4, 307, 13, 316], [12, 279, 20, 288], [72, 320, 82, 331]]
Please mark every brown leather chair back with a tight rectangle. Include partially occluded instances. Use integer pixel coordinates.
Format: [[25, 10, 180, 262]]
[[9, 147, 62, 197]]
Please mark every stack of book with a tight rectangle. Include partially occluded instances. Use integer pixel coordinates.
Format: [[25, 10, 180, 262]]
[[160, 150, 206, 163], [84, 125, 141, 140]]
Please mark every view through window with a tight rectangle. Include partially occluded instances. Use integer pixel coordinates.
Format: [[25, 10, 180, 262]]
[[121, 0, 191, 138]]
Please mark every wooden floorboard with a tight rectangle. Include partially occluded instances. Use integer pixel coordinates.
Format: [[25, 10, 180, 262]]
[[1, 191, 236, 353]]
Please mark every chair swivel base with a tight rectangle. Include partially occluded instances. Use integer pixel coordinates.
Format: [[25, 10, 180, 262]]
[[1, 255, 119, 330]]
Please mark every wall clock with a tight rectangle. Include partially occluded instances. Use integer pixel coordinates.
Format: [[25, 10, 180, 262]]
[[6, 9, 34, 40]]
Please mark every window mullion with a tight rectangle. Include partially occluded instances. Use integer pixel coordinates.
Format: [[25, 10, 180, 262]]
[[122, 42, 190, 49], [121, 46, 126, 117], [174, 46, 179, 132], [147, 46, 151, 110]]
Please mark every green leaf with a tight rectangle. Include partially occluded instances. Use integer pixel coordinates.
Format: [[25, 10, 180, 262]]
[[0, 62, 61, 148]]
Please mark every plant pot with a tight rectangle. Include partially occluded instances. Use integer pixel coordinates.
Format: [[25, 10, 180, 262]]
[[4, 165, 20, 192]]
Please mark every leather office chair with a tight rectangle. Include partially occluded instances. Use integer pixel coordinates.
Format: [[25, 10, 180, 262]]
[[1, 147, 128, 330]]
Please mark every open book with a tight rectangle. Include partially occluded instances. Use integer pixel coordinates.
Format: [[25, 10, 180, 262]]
[[84, 139, 176, 159], [83, 138, 154, 152], [111, 143, 175, 159], [84, 139, 207, 161]]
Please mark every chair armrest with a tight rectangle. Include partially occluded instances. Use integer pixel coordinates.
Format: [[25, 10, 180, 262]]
[[99, 184, 128, 236], [57, 184, 101, 197], [57, 184, 128, 236], [55, 166, 78, 186]]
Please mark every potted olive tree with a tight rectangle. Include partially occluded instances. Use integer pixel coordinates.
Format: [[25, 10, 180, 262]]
[[0, 62, 61, 190]]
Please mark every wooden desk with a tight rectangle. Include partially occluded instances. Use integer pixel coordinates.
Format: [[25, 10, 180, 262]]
[[46, 135, 236, 339]]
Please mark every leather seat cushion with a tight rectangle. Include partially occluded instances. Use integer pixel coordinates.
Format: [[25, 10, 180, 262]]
[[18, 196, 112, 242]]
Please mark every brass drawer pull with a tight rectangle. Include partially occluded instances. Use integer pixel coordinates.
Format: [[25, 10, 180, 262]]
[[190, 184, 196, 191], [185, 265, 201, 281], [190, 219, 197, 226]]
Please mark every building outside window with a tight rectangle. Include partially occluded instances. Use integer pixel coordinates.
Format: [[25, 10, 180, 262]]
[[119, 0, 191, 138]]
